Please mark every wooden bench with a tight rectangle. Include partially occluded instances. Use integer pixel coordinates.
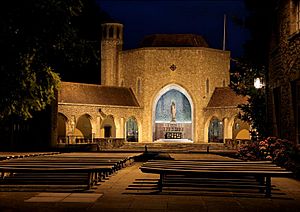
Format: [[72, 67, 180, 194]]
[[0, 153, 137, 191], [0, 166, 106, 190], [140, 160, 293, 197]]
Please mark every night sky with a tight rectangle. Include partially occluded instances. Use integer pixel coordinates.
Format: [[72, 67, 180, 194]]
[[96, 0, 250, 58]]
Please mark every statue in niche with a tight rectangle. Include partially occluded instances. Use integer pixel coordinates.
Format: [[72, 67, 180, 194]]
[[171, 101, 176, 122]]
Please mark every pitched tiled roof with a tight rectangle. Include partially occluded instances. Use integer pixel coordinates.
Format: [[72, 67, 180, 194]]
[[139, 34, 209, 47], [207, 87, 248, 108], [58, 82, 140, 107]]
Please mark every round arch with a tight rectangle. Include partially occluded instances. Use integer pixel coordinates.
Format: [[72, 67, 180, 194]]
[[57, 113, 68, 142], [236, 129, 250, 140], [232, 118, 251, 140], [208, 116, 224, 143], [152, 84, 194, 142], [101, 115, 116, 138], [126, 116, 139, 142], [75, 114, 92, 139]]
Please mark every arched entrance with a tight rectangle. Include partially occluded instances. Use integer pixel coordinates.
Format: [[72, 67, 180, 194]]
[[208, 117, 224, 143], [126, 117, 138, 142], [153, 84, 193, 142], [101, 115, 116, 138], [57, 113, 68, 143], [75, 114, 92, 139], [233, 118, 250, 140]]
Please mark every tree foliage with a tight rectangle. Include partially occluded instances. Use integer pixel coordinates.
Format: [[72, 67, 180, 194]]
[[0, 0, 108, 120], [229, 0, 276, 140], [242, 0, 275, 66], [230, 59, 268, 140]]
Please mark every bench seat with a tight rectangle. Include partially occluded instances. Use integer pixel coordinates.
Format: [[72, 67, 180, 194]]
[[140, 160, 293, 197], [0, 153, 137, 191]]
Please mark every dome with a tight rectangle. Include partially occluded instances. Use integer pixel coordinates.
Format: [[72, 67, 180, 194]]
[[139, 34, 209, 47]]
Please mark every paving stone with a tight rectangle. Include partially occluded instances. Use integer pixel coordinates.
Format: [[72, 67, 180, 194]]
[[1, 153, 300, 211], [61, 197, 99, 203], [25, 196, 64, 202], [36, 192, 71, 197]]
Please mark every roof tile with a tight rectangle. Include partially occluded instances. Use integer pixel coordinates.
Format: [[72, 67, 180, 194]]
[[207, 87, 248, 108], [58, 82, 140, 107]]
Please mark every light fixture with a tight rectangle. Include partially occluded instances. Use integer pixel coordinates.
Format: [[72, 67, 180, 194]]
[[254, 77, 265, 89]]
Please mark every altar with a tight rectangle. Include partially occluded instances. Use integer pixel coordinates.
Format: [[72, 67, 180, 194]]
[[163, 123, 183, 139], [154, 122, 192, 141], [153, 88, 192, 141]]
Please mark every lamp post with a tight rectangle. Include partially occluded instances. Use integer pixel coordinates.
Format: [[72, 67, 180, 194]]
[[253, 76, 267, 140], [254, 77, 265, 89]]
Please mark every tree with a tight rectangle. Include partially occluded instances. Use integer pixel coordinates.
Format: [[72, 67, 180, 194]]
[[242, 0, 275, 66], [0, 0, 108, 121], [0, 0, 111, 149], [230, 59, 268, 140], [229, 0, 276, 140]]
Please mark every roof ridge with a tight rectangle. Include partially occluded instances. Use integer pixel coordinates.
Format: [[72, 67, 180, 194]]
[[60, 81, 131, 89]]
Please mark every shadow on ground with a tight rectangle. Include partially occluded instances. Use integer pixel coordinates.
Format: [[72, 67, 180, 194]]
[[124, 175, 293, 200]]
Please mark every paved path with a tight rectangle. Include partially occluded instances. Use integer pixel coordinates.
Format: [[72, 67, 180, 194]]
[[0, 153, 300, 211]]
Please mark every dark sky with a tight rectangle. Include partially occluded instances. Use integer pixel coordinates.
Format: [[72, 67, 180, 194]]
[[96, 0, 250, 58]]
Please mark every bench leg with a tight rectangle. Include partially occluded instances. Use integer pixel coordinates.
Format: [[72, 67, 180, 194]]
[[158, 174, 164, 192], [87, 172, 92, 190], [265, 176, 271, 198], [257, 176, 265, 193]]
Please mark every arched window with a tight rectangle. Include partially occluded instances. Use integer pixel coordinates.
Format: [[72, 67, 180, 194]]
[[101, 115, 116, 138], [57, 113, 68, 143], [109, 27, 114, 38], [206, 78, 209, 95], [208, 117, 224, 143], [126, 117, 138, 142], [137, 78, 141, 96], [116, 27, 120, 39], [102, 25, 107, 38]]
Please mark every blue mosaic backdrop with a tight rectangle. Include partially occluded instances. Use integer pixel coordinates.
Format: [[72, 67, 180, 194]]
[[155, 89, 191, 122]]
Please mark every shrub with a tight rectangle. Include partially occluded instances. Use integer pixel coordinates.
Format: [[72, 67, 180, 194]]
[[237, 137, 296, 169]]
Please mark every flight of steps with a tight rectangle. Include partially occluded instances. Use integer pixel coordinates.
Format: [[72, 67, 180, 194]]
[[118, 142, 237, 153]]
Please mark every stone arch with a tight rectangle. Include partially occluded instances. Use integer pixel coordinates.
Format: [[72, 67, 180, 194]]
[[208, 116, 224, 143], [232, 118, 250, 140], [57, 113, 68, 142], [226, 116, 236, 139], [236, 129, 251, 140], [101, 115, 116, 138], [204, 114, 221, 143], [75, 114, 92, 139], [126, 116, 139, 142], [152, 83, 194, 142]]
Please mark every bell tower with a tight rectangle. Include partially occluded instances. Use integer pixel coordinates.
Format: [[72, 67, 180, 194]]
[[101, 23, 123, 86]]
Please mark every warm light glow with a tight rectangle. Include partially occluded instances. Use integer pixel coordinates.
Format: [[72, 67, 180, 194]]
[[254, 77, 264, 89]]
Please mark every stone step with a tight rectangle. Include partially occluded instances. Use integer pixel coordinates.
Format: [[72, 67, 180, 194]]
[[119, 142, 234, 151]]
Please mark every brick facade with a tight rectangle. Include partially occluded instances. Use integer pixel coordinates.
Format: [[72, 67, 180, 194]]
[[268, 0, 300, 143]]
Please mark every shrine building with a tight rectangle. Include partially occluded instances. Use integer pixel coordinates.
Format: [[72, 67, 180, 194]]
[[56, 22, 249, 145]]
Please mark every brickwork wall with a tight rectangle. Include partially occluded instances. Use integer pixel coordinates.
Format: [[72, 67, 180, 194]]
[[268, 0, 300, 142], [122, 47, 230, 143], [58, 103, 142, 143], [59, 23, 242, 144]]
